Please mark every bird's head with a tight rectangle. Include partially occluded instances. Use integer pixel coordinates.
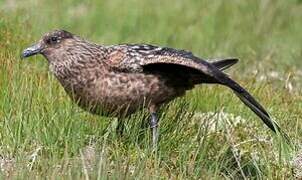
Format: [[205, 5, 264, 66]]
[[21, 29, 76, 61]]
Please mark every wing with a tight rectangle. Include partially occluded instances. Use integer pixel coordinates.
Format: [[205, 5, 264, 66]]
[[106, 44, 237, 73], [105, 44, 287, 138], [105, 44, 214, 73]]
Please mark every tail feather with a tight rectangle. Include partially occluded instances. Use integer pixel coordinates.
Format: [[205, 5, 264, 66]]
[[211, 58, 239, 71]]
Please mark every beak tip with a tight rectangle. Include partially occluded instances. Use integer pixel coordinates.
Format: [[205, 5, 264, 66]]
[[21, 43, 42, 59], [21, 52, 27, 59], [21, 50, 30, 59]]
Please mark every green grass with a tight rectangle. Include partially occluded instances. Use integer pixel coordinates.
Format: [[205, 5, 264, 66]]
[[0, 0, 302, 179]]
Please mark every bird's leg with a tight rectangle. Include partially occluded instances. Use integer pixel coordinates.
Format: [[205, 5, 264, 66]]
[[150, 112, 159, 149], [116, 118, 124, 137], [149, 105, 159, 149]]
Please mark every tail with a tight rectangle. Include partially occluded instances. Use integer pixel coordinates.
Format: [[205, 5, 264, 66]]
[[210, 58, 239, 71]]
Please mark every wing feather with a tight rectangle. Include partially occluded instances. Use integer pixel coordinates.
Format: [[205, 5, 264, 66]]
[[105, 44, 289, 142]]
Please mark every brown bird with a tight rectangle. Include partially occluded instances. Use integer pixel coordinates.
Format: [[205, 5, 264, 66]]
[[21, 30, 284, 147]]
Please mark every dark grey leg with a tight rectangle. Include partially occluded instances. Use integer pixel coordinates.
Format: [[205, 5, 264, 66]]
[[116, 118, 124, 137], [150, 112, 159, 149]]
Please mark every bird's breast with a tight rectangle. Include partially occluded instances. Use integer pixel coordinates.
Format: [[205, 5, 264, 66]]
[[55, 69, 184, 116]]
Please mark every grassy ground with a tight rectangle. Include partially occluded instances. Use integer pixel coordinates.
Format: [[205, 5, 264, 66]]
[[0, 0, 302, 179]]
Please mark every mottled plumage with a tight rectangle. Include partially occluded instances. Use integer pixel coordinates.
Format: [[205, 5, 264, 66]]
[[22, 30, 287, 147]]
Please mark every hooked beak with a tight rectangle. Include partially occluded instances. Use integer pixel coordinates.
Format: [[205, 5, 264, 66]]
[[21, 43, 43, 59]]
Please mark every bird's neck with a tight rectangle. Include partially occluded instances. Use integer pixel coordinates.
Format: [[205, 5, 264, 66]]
[[47, 44, 109, 90]]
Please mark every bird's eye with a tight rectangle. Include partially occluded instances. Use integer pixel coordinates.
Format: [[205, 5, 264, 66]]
[[51, 36, 58, 42], [46, 36, 59, 44]]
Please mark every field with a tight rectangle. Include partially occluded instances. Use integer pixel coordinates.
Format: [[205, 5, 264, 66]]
[[0, 0, 302, 179]]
